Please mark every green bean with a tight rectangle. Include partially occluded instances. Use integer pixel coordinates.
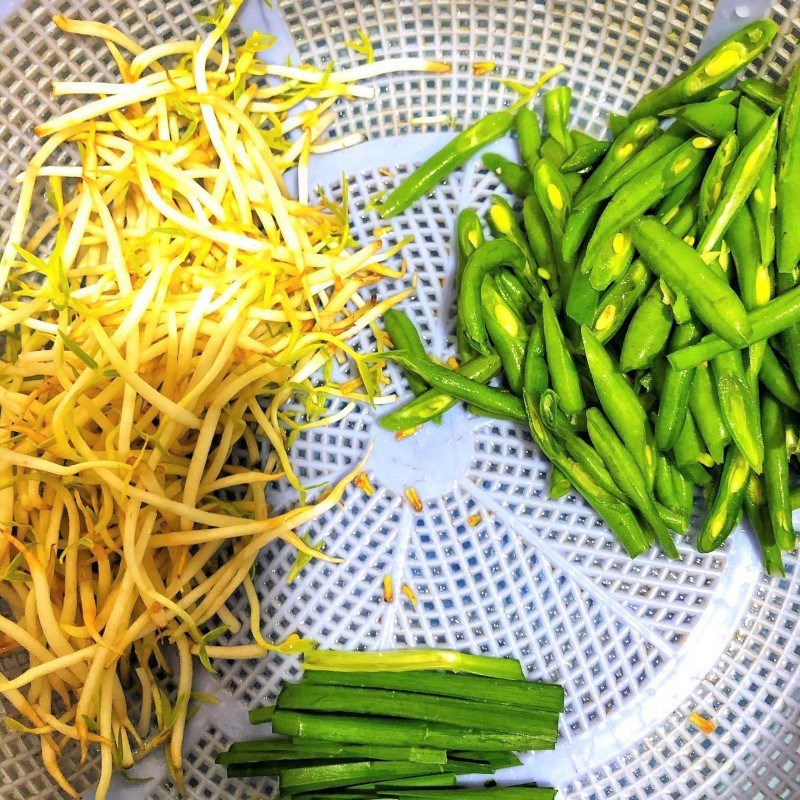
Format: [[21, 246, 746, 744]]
[[383, 351, 525, 422], [631, 217, 751, 347], [482, 152, 536, 197], [737, 95, 769, 145], [565, 269, 600, 326], [494, 270, 533, 320], [655, 453, 693, 525], [523, 322, 549, 396], [712, 348, 764, 472], [382, 110, 515, 217], [540, 135, 568, 168], [533, 159, 572, 288], [455, 209, 485, 362], [697, 447, 750, 552], [608, 113, 629, 138], [588, 228, 635, 291], [561, 140, 609, 173], [698, 132, 739, 230], [761, 392, 796, 551], [539, 390, 626, 502], [761, 345, 800, 413], [726, 205, 771, 312], [739, 77, 785, 112], [582, 136, 713, 275], [673, 411, 712, 486], [667, 281, 800, 368], [543, 86, 574, 154], [744, 474, 785, 576], [586, 408, 679, 558], [619, 282, 673, 372], [671, 98, 737, 138], [486, 194, 541, 294], [384, 309, 430, 397], [627, 20, 778, 120], [482, 274, 528, 395], [581, 325, 656, 488], [689, 363, 729, 465], [516, 105, 542, 175], [548, 465, 571, 499], [522, 195, 558, 285], [578, 121, 687, 210], [379, 354, 501, 432], [560, 204, 601, 266], [523, 391, 651, 557], [541, 291, 584, 415], [562, 171, 583, 198], [458, 239, 528, 355], [778, 64, 800, 274], [657, 164, 704, 220], [750, 146, 776, 266], [654, 320, 702, 452], [697, 112, 779, 254]]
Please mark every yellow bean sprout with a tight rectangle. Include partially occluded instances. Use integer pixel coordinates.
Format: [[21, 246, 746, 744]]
[[0, 5, 447, 796]]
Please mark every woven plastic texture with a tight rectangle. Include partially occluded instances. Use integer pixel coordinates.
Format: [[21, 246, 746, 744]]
[[0, 0, 798, 799]]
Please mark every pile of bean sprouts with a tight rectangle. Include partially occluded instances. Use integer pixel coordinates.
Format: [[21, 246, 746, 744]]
[[0, 6, 446, 796]]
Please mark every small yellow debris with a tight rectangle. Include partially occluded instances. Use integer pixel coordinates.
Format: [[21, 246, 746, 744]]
[[472, 60, 496, 76], [689, 712, 716, 734], [446, 356, 460, 370], [405, 487, 423, 512], [395, 428, 419, 441], [401, 583, 419, 607], [411, 113, 455, 127], [379, 167, 396, 178], [354, 471, 376, 496], [374, 225, 393, 237], [468, 513, 482, 527], [383, 575, 394, 603]]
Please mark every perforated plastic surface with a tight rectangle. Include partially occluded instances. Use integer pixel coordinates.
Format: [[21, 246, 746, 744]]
[[0, 1, 798, 799]]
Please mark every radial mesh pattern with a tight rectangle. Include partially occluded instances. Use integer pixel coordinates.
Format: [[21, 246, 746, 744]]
[[0, 0, 798, 799]]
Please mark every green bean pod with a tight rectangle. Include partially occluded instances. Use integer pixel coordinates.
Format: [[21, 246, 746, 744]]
[[657, 164, 704, 220], [562, 171, 583, 198], [654, 320, 702, 452], [631, 217, 751, 347], [697, 447, 751, 552], [581, 325, 656, 488], [541, 291, 584, 415], [760, 346, 800, 413], [486, 194, 541, 294], [586, 408, 679, 558], [697, 111, 779, 254], [523, 391, 651, 557], [522, 195, 558, 286], [777, 62, 800, 275], [516, 105, 542, 175], [540, 136, 568, 168], [671, 98, 736, 138], [673, 411, 712, 485], [379, 354, 501, 432], [619, 282, 673, 372], [561, 140, 609, 173], [689, 362, 730, 465], [712, 348, 764, 472], [744, 473, 786, 576], [482, 152, 536, 197], [455, 208, 485, 362], [494, 270, 533, 320], [583, 136, 713, 275], [591, 260, 652, 344], [608, 113, 629, 137], [761, 392, 796, 551], [382, 110, 515, 217], [739, 77, 785, 112], [481, 274, 529, 395], [565, 269, 600, 326], [543, 86, 574, 154], [523, 322, 549, 397], [626, 20, 778, 120], [655, 453, 694, 526], [698, 132, 739, 230], [458, 240, 528, 355], [736, 95, 769, 145], [533, 160, 572, 288], [384, 309, 431, 397], [587, 229, 635, 291], [548, 465, 571, 499], [750, 146, 776, 267]]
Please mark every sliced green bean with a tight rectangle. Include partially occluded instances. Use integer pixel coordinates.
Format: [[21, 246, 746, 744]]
[[751, 145, 777, 266], [588, 228, 635, 291], [482, 274, 528, 395], [561, 139, 609, 173], [523, 322, 549, 396], [619, 282, 673, 372], [384, 309, 430, 397], [565, 269, 600, 326], [697, 447, 750, 552], [581, 325, 656, 488], [761, 392, 795, 551], [698, 132, 739, 230], [745, 473, 785, 576], [486, 194, 541, 294], [540, 135, 568, 168], [672, 97, 737, 138], [737, 95, 769, 145], [673, 411, 712, 486], [548, 465, 571, 499], [494, 270, 533, 319], [627, 20, 778, 120], [482, 152, 536, 197], [543, 86, 574, 154], [456, 208, 485, 362], [516, 105, 542, 175], [689, 363, 729, 465], [541, 291, 584, 415], [522, 195, 558, 286], [760, 346, 800, 412], [739, 77, 785, 112]]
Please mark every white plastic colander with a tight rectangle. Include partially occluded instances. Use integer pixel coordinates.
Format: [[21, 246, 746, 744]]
[[0, 0, 799, 798]]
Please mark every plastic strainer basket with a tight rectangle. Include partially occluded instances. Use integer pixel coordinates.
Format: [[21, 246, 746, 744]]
[[0, 0, 799, 798]]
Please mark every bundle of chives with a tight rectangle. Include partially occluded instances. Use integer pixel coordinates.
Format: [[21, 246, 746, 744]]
[[218, 650, 563, 800]]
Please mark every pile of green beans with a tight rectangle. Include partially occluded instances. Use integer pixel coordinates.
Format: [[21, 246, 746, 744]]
[[380, 19, 800, 574]]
